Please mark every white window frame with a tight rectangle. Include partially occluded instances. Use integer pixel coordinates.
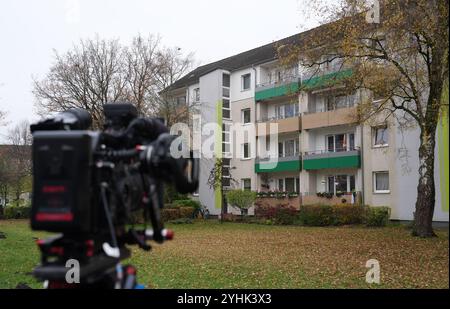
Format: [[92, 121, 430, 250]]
[[241, 178, 252, 191], [222, 99, 231, 120], [373, 171, 390, 194], [242, 143, 251, 160], [193, 88, 200, 102], [241, 73, 251, 91], [277, 177, 300, 192], [372, 126, 389, 148], [241, 108, 251, 124], [222, 123, 231, 155]]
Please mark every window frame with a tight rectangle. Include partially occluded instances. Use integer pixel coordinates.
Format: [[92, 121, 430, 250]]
[[241, 108, 251, 124], [373, 171, 390, 194], [241, 178, 252, 191], [372, 125, 389, 148], [241, 73, 251, 91], [242, 143, 251, 160]]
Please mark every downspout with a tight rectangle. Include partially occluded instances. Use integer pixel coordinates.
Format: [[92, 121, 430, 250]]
[[252, 65, 258, 191], [359, 89, 365, 206]]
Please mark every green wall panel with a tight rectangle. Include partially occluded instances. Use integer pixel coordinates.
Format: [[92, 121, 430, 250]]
[[255, 82, 299, 101], [303, 155, 360, 170], [302, 69, 353, 90], [255, 160, 301, 173]]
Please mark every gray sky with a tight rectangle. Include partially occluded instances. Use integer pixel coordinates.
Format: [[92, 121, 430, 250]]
[[0, 0, 321, 142]]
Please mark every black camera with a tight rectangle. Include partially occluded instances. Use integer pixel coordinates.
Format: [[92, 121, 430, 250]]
[[29, 103, 198, 288]]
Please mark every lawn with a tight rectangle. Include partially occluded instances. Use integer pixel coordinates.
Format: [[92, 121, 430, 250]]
[[0, 219, 448, 288]]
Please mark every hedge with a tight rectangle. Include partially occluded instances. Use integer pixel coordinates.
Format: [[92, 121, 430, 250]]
[[2, 206, 31, 219], [255, 204, 391, 227]]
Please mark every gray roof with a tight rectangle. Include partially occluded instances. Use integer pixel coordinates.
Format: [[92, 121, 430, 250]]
[[164, 31, 305, 92]]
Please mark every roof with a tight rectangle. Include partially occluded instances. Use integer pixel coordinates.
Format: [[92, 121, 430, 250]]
[[163, 30, 307, 92]]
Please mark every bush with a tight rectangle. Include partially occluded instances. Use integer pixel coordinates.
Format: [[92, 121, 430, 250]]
[[298, 205, 335, 226], [333, 205, 365, 225], [161, 208, 181, 222], [221, 213, 239, 222], [226, 190, 257, 215], [364, 206, 391, 227], [274, 205, 298, 225], [168, 218, 194, 224], [3, 206, 31, 219], [179, 207, 195, 218], [173, 199, 201, 210], [254, 203, 298, 225]]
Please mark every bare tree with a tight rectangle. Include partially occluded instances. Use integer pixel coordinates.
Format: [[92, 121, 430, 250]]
[[33, 35, 195, 128], [5, 120, 32, 204], [124, 34, 162, 116], [153, 47, 195, 126], [33, 36, 128, 128], [279, 0, 449, 237]]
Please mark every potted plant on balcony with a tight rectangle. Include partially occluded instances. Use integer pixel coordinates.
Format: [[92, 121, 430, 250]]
[[287, 191, 299, 198]]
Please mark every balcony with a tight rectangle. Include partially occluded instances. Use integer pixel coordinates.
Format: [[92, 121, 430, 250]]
[[255, 76, 300, 101], [301, 68, 353, 91], [255, 154, 301, 173], [303, 149, 361, 170], [302, 106, 357, 130], [256, 114, 301, 136]]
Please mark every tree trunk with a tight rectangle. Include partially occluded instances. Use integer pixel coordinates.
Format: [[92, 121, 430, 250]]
[[412, 130, 437, 237]]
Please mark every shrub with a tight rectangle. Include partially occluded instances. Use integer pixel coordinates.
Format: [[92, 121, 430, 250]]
[[333, 205, 365, 225], [226, 190, 257, 215], [168, 218, 193, 224], [298, 205, 335, 226], [179, 207, 195, 218], [254, 203, 298, 225], [364, 206, 391, 227], [3, 206, 31, 219], [274, 205, 298, 225], [161, 208, 181, 222], [221, 213, 238, 222], [173, 199, 201, 210]]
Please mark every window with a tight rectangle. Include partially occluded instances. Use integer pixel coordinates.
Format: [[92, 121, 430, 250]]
[[222, 123, 231, 154], [176, 96, 186, 106], [327, 175, 355, 194], [285, 140, 295, 157], [278, 177, 300, 192], [278, 179, 284, 191], [374, 172, 390, 193], [222, 73, 230, 87], [222, 99, 231, 119], [242, 179, 251, 191], [285, 178, 295, 192], [241, 108, 251, 124], [242, 74, 251, 91], [373, 126, 388, 147], [242, 143, 250, 159], [278, 142, 284, 157], [193, 88, 200, 102], [222, 88, 230, 98], [278, 139, 299, 157], [326, 133, 355, 152], [222, 159, 231, 187]]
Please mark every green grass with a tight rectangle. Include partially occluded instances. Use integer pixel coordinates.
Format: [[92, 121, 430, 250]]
[[0, 220, 448, 288]]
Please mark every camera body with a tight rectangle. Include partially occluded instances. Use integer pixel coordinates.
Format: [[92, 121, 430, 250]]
[[31, 130, 98, 233], [29, 103, 198, 287]]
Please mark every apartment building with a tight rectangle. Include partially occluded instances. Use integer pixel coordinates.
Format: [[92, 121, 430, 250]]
[[164, 32, 449, 223]]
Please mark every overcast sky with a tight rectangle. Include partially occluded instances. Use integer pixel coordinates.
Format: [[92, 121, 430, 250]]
[[0, 0, 322, 142]]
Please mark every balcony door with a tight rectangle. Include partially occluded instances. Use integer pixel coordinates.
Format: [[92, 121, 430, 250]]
[[326, 133, 355, 152]]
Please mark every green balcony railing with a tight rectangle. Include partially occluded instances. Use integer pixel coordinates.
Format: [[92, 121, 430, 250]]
[[301, 69, 353, 91], [303, 150, 360, 170], [255, 78, 300, 101], [255, 155, 302, 173]]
